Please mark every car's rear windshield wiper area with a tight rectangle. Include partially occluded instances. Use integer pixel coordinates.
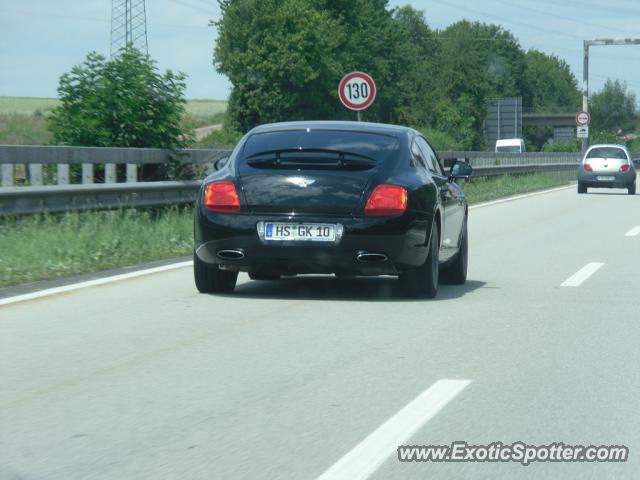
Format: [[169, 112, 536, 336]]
[[245, 149, 378, 171]]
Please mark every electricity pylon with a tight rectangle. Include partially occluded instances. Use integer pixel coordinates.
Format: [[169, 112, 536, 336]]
[[110, 0, 148, 57]]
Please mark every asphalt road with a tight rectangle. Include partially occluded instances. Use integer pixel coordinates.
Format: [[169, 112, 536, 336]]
[[1, 184, 639, 479]]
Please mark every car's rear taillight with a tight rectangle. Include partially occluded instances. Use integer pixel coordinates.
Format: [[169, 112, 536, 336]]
[[364, 184, 408, 217], [204, 181, 240, 213], [583, 163, 593, 172], [620, 164, 631, 173]]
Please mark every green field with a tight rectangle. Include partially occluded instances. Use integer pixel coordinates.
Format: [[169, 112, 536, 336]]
[[0, 96, 227, 117], [0, 97, 60, 115], [0, 96, 228, 145], [184, 99, 228, 117], [0, 113, 53, 145]]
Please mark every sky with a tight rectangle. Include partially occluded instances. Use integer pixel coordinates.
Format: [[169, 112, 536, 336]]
[[1, 0, 640, 103]]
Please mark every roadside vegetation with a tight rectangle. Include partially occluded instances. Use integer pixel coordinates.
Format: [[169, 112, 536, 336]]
[[462, 174, 565, 204], [1, 174, 566, 288], [0, 208, 192, 288], [0, 111, 53, 145]]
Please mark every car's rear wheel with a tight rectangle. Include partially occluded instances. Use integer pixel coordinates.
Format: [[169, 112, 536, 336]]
[[194, 252, 238, 293], [628, 182, 636, 195], [577, 182, 587, 194], [249, 272, 281, 281], [441, 217, 468, 285], [399, 221, 439, 298]]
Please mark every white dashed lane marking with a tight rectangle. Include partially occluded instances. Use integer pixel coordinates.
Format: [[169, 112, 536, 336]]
[[316, 379, 471, 480], [561, 262, 605, 287], [625, 226, 640, 237]]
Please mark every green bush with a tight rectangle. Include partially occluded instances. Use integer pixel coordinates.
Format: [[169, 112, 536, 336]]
[[589, 129, 620, 145], [197, 128, 243, 148], [49, 48, 188, 179], [542, 140, 580, 152]]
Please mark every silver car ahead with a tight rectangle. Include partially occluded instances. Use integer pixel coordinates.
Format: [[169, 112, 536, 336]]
[[578, 144, 636, 195]]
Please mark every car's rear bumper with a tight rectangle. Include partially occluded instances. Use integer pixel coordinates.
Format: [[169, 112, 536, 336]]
[[194, 209, 433, 276], [578, 169, 636, 188]]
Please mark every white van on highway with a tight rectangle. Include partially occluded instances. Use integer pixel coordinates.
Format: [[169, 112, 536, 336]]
[[495, 138, 525, 153]]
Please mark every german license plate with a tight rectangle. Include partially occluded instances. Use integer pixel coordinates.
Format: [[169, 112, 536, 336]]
[[596, 176, 615, 181], [264, 223, 336, 242]]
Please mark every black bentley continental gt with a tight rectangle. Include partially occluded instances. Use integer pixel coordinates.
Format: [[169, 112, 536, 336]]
[[194, 121, 472, 297]]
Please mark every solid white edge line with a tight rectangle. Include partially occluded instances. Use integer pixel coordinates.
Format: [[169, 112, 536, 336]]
[[469, 184, 574, 210], [625, 226, 640, 237], [560, 262, 604, 287], [316, 379, 471, 480], [0, 261, 193, 307]]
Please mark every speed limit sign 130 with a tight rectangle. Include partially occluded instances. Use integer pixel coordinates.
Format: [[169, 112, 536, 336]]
[[338, 72, 376, 111]]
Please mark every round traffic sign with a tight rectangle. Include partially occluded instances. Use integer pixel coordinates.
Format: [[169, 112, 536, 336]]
[[338, 72, 376, 111], [576, 111, 591, 126]]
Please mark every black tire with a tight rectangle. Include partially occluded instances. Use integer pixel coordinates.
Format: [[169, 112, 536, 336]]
[[399, 221, 439, 298], [441, 216, 468, 285], [194, 253, 238, 293], [577, 182, 587, 194], [628, 182, 636, 195], [249, 272, 281, 281]]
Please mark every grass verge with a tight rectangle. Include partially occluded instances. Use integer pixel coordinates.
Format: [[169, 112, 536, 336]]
[[0, 208, 192, 288], [463, 173, 567, 204], [0, 174, 568, 288]]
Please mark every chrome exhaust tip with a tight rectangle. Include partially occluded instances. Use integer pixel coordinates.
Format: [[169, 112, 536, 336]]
[[356, 252, 388, 263], [217, 249, 245, 260]]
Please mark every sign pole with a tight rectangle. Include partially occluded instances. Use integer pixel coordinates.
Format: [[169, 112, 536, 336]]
[[357, 111, 362, 122], [582, 40, 589, 155]]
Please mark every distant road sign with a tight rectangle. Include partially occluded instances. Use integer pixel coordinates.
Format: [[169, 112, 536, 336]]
[[338, 72, 376, 111], [577, 125, 589, 138], [576, 111, 591, 126]]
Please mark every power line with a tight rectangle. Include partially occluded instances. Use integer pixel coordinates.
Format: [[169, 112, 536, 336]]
[[171, 0, 216, 16], [0, 8, 208, 29], [532, 0, 640, 17], [430, 0, 584, 40], [494, 0, 640, 37]]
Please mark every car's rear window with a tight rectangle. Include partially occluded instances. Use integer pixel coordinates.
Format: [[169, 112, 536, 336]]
[[241, 130, 400, 164], [586, 147, 628, 160]]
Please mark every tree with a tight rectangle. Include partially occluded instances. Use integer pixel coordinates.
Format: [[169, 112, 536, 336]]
[[214, 0, 413, 130], [318, 0, 410, 123], [589, 79, 637, 133], [214, 0, 347, 132], [50, 48, 187, 151], [523, 50, 581, 112], [392, 6, 442, 127], [435, 21, 527, 149]]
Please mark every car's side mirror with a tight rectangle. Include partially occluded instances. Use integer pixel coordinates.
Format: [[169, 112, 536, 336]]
[[214, 157, 229, 171], [449, 160, 473, 182]]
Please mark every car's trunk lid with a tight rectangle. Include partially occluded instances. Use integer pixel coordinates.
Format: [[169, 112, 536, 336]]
[[586, 157, 628, 173], [238, 152, 375, 214], [236, 130, 401, 214]]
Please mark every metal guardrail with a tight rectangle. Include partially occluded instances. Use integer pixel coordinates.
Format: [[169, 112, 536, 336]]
[[0, 145, 230, 186], [0, 144, 613, 215], [0, 165, 580, 216], [0, 181, 201, 216]]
